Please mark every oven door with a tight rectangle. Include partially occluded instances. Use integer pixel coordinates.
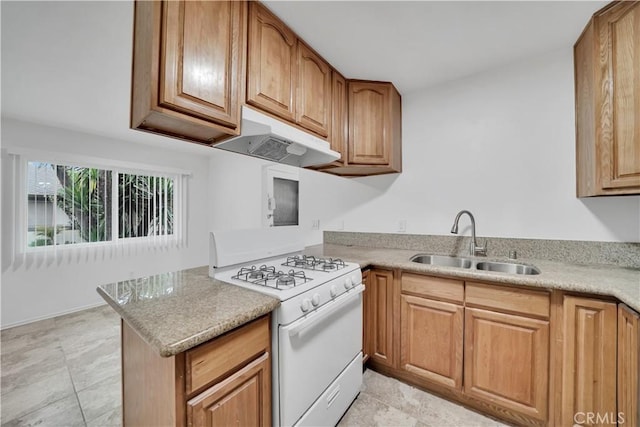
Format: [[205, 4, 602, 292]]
[[278, 286, 363, 426]]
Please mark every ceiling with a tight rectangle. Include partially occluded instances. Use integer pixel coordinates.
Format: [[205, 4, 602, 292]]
[[1, 1, 607, 150]]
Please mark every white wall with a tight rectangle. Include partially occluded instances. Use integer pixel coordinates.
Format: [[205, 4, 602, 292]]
[[1, 119, 210, 327], [209, 49, 639, 244], [207, 149, 388, 246], [333, 48, 640, 242]]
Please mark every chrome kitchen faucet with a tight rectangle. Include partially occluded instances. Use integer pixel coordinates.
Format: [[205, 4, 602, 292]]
[[450, 210, 487, 257]]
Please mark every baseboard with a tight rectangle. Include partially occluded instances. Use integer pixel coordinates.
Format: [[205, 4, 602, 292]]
[[1, 301, 109, 330]]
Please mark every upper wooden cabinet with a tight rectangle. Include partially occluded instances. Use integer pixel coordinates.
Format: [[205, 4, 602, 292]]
[[247, 2, 332, 138], [131, 0, 246, 144], [246, 2, 297, 122], [575, 1, 640, 196], [320, 80, 402, 176], [296, 42, 332, 137], [330, 71, 348, 164]]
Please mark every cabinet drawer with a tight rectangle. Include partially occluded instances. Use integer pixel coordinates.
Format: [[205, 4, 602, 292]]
[[466, 282, 549, 319], [401, 273, 464, 304], [186, 315, 270, 394]]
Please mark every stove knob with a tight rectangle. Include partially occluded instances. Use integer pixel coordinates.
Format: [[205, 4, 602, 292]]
[[311, 293, 320, 307], [300, 298, 311, 313], [344, 277, 352, 290], [330, 285, 338, 298]]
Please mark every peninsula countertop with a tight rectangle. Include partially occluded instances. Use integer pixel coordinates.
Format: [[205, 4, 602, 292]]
[[97, 266, 280, 357], [303, 243, 640, 312]]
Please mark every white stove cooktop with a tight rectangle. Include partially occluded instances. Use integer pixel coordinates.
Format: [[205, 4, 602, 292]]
[[213, 253, 360, 301]]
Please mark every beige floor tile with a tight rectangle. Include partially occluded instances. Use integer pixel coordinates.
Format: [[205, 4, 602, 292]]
[[85, 406, 121, 427], [0, 364, 76, 422], [65, 335, 121, 392], [1, 344, 67, 395], [361, 370, 508, 427], [338, 392, 422, 427], [54, 309, 119, 355], [77, 374, 121, 423], [1, 318, 55, 341], [0, 320, 59, 357], [1, 394, 85, 427]]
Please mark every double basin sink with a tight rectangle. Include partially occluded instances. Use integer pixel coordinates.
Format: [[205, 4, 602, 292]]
[[410, 254, 540, 275]]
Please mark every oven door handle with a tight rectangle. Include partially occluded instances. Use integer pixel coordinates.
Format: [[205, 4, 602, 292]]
[[286, 285, 364, 338]]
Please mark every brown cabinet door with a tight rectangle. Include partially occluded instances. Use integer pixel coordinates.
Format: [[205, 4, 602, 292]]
[[330, 71, 348, 163], [560, 296, 617, 426], [296, 42, 331, 137], [362, 270, 371, 363], [575, 2, 640, 196], [348, 81, 390, 165], [161, 1, 244, 128], [187, 352, 271, 427], [247, 2, 297, 122], [401, 294, 463, 390], [618, 304, 639, 427], [368, 269, 396, 368], [597, 2, 640, 191], [464, 307, 549, 422]]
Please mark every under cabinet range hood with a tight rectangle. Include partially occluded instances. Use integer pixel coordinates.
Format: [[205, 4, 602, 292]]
[[214, 106, 340, 167]]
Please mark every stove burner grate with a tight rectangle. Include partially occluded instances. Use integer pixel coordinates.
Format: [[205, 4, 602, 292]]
[[282, 255, 347, 272], [232, 266, 312, 289]]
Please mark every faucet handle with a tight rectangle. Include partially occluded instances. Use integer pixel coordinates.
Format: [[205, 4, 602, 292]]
[[475, 239, 488, 256]]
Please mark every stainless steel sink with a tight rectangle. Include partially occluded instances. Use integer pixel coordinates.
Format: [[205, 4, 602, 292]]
[[410, 254, 540, 275], [410, 254, 473, 269], [475, 261, 540, 275]]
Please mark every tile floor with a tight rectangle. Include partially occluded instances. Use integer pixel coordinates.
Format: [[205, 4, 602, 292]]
[[1, 306, 508, 427]]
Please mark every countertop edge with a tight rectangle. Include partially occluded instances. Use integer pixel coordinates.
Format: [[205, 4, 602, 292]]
[[97, 285, 280, 357]]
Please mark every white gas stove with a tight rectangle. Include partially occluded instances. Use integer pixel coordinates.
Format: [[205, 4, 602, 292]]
[[210, 228, 363, 427]]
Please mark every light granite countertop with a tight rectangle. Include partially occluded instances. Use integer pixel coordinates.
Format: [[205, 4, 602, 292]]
[[303, 244, 640, 313], [97, 266, 280, 357], [97, 244, 638, 357]]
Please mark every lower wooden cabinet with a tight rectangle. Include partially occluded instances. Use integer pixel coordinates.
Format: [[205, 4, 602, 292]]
[[362, 270, 371, 362], [187, 352, 270, 426], [122, 315, 271, 427], [560, 296, 617, 426], [364, 268, 638, 427], [463, 282, 551, 425], [400, 273, 463, 391], [366, 269, 397, 368], [464, 307, 549, 423], [618, 304, 639, 426]]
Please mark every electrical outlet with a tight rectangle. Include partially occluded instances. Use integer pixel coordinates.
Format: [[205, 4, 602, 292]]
[[312, 219, 320, 230], [398, 220, 407, 233]]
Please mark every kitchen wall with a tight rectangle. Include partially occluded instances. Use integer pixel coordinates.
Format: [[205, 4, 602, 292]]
[[1, 119, 210, 327], [209, 48, 639, 244]]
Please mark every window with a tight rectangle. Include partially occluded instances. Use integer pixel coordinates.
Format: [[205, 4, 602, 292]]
[[263, 165, 299, 228], [272, 177, 298, 226], [24, 160, 180, 249]]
